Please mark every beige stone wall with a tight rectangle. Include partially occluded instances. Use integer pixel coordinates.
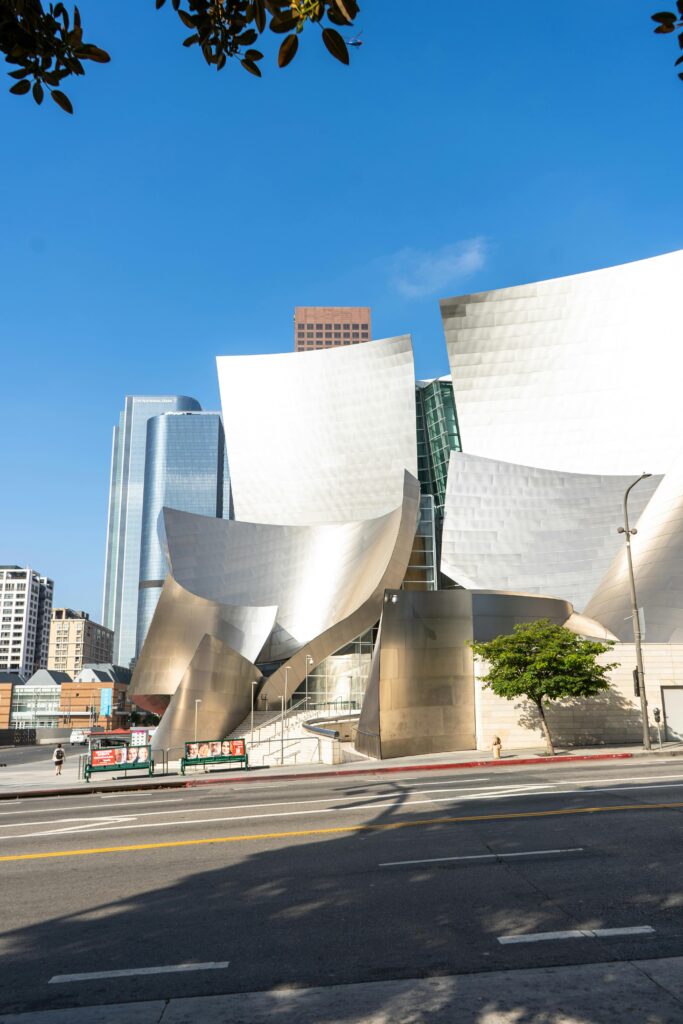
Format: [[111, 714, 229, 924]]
[[475, 643, 683, 751]]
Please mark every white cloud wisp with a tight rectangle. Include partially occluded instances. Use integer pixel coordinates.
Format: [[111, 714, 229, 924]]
[[390, 237, 487, 299]]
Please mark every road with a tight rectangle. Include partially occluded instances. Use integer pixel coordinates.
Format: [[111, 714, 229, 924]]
[[1, 757, 683, 1017]]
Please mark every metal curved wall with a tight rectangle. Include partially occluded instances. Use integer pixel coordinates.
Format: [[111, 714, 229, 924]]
[[441, 250, 683, 475], [217, 335, 418, 524], [585, 456, 683, 642], [161, 471, 419, 662], [441, 452, 660, 610]]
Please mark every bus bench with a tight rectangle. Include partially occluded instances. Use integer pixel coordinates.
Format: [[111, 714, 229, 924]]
[[180, 752, 248, 775], [84, 754, 154, 783]]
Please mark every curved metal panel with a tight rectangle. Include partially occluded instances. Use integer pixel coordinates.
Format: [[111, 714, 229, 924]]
[[151, 633, 259, 751], [162, 471, 420, 663], [260, 471, 420, 701], [128, 575, 275, 706], [585, 457, 683, 641], [441, 250, 683, 475], [217, 335, 418, 524], [441, 452, 660, 610]]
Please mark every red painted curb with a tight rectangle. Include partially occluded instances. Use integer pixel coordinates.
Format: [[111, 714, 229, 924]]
[[0, 751, 639, 800]]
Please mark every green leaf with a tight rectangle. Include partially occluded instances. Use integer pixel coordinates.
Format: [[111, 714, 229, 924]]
[[655, 23, 676, 31], [32, 81, 44, 105], [278, 33, 298, 67], [253, 0, 266, 32], [270, 13, 299, 33], [322, 27, 349, 64], [244, 49, 264, 61], [76, 45, 111, 63], [8, 69, 30, 79], [156, 0, 166, 8], [240, 58, 262, 77], [331, 0, 358, 23], [182, 33, 199, 46], [652, 11, 678, 23], [178, 9, 195, 28], [10, 79, 31, 95], [51, 89, 74, 114]]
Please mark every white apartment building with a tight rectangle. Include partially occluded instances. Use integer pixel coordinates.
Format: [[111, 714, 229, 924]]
[[0, 566, 54, 676]]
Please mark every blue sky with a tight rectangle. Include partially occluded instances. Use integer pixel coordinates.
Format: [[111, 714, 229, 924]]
[[1, 1, 682, 617]]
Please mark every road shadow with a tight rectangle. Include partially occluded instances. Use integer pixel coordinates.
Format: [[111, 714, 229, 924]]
[[0, 776, 682, 1021]]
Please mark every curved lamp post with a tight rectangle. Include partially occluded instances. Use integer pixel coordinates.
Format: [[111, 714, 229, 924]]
[[618, 473, 652, 751]]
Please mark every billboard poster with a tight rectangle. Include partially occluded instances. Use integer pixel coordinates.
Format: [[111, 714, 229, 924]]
[[184, 738, 246, 761], [99, 688, 113, 717], [89, 744, 150, 769]]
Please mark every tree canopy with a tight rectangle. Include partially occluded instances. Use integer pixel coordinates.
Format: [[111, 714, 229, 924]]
[[469, 618, 617, 756], [652, 6, 683, 79], [0, 0, 359, 113]]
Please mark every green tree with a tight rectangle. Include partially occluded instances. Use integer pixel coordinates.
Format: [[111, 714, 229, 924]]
[[652, 6, 683, 80], [0, 0, 359, 114], [469, 619, 617, 756]]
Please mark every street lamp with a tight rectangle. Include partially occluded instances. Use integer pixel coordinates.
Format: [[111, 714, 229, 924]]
[[194, 698, 202, 743], [305, 655, 314, 705], [280, 694, 285, 765], [250, 680, 259, 740], [284, 664, 292, 714], [618, 472, 652, 751]]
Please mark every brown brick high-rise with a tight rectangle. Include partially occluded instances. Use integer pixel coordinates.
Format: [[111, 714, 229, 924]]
[[294, 306, 371, 351]]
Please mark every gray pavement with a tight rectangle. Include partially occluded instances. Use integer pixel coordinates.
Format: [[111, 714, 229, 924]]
[[1, 740, 682, 797], [1, 956, 683, 1023], [2, 759, 683, 1018]]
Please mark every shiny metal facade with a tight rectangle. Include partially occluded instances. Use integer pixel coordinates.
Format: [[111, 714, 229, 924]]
[[441, 250, 683, 475], [355, 590, 593, 759], [217, 335, 418, 524], [586, 455, 683, 642], [441, 452, 660, 609], [131, 337, 421, 742]]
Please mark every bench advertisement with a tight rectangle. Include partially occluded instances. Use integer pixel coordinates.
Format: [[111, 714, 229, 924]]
[[90, 744, 151, 769], [184, 739, 246, 762]]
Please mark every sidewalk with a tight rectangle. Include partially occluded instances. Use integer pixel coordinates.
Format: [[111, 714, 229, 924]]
[[1, 740, 681, 800], [1, 955, 683, 1023]]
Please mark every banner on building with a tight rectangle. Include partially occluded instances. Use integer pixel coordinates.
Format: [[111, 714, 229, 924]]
[[99, 688, 113, 717]]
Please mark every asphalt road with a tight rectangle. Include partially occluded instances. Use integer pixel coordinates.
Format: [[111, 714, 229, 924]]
[[2, 758, 683, 1016]]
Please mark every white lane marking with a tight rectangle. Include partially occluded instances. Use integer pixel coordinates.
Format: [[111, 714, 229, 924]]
[[498, 926, 654, 945], [7, 778, 683, 839], [380, 847, 585, 867], [49, 961, 230, 983], [0, 786, 556, 830], [5, 775, 683, 838], [0, 798, 182, 818]]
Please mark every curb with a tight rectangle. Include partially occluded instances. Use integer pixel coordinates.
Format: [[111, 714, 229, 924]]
[[0, 750, 640, 801]]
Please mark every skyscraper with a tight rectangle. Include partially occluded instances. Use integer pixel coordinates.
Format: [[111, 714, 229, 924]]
[[294, 306, 371, 351], [136, 411, 230, 655], [102, 395, 201, 667]]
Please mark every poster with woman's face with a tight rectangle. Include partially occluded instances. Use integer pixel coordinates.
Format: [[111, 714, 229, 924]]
[[198, 742, 210, 758]]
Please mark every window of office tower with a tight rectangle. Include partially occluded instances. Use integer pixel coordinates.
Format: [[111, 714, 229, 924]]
[[293, 307, 372, 351]]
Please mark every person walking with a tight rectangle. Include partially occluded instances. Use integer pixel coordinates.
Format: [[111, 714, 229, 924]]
[[52, 743, 66, 776]]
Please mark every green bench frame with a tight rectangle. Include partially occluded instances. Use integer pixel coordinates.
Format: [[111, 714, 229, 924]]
[[180, 752, 248, 775], [84, 759, 154, 783]]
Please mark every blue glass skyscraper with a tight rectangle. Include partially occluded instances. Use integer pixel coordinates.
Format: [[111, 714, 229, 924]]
[[136, 411, 230, 656], [103, 395, 202, 667]]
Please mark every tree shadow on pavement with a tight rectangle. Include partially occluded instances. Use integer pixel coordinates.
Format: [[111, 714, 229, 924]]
[[1, 779, 683, 1023]]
